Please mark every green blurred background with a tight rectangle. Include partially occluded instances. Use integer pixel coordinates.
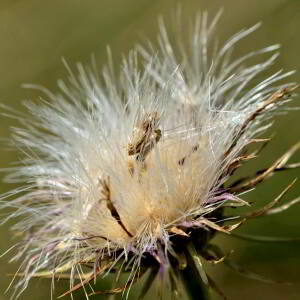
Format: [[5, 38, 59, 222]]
[[0, 0, 299, 299]]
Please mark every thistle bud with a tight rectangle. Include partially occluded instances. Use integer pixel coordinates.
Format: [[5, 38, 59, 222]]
[[1, 11, 299, 300]]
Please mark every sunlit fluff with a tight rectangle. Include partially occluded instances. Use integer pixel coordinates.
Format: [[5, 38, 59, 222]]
[[0, 11, 298, 299]]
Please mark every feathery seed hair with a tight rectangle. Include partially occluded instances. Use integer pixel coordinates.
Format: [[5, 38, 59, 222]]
[[1, 10, 299, 300]]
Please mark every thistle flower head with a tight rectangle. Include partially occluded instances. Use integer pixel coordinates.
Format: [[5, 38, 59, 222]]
[[1, 11, 299, 299]]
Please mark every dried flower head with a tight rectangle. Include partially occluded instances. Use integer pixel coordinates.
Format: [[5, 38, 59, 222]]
[[1, 11, 299, 300]]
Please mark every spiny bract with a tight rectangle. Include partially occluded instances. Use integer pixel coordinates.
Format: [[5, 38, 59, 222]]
[[1, 11, 299, 300]]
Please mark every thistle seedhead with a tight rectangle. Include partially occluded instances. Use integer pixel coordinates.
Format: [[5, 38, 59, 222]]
[[0, 11, 299, 300]]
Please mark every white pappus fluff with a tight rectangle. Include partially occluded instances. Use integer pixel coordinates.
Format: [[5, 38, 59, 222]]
[[0, 11, 296, 298]]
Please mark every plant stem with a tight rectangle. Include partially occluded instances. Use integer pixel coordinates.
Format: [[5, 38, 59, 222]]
[[180, 263, 210, 300], [179, 243, 210, 300]]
